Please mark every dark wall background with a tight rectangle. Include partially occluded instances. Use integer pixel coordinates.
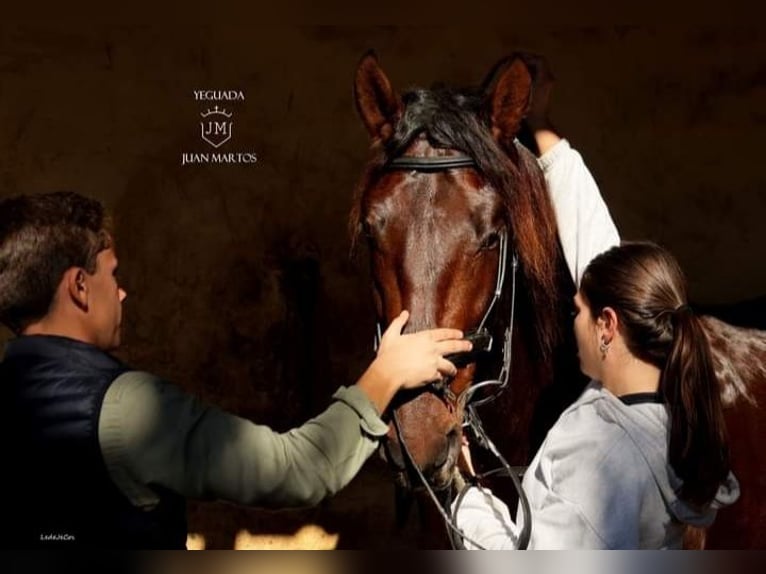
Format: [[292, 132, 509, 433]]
[[1, 20, 764, 547]]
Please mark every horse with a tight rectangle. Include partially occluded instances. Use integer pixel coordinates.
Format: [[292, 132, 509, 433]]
[[349, 51, 766, 549]]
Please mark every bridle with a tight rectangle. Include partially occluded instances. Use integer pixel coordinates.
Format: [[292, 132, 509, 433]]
[[371, 151, 532, 550]]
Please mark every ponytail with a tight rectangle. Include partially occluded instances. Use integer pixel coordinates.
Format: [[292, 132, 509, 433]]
[[582, 242, 731, 507], [662, 307, 729, 506]]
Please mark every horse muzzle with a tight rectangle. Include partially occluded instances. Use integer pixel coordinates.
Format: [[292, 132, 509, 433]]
[[381, 424, 462, 492]]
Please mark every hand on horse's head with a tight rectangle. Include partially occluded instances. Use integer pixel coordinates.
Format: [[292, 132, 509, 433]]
[[376, 310, 472, 390], [514, 51, 555, 132], [510, 52, 561, 156], [355, 311, 472, 415]]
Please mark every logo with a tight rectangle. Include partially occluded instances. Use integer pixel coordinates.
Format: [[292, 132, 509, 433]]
[[182, 89, 258, 166], [200, 106, 233, 148]]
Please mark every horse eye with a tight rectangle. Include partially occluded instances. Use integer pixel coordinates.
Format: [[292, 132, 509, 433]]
[[479, 232, 500, 251]]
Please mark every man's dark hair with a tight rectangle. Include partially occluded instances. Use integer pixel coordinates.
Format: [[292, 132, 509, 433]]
[[0, 191, 112, 333]]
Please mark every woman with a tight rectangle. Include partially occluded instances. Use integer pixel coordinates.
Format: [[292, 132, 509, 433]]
[[456, 242, 740, 549], [453, 56, 740, 550]]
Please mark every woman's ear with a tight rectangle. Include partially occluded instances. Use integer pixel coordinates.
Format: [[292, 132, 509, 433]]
[[599, 306, 619, 343]]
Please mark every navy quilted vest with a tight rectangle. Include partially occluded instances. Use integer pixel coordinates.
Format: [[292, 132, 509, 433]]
[[0, 335, 187, 548]]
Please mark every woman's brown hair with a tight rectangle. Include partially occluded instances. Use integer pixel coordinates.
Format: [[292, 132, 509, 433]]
[[580, 241, 729, 506]]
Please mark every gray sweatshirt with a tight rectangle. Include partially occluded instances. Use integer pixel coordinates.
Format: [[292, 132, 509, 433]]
[[453, 139, 740, 549], [454, 382, 740, 549]]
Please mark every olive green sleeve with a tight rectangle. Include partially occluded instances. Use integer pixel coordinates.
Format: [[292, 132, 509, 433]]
[[98, 371, 388, 509]]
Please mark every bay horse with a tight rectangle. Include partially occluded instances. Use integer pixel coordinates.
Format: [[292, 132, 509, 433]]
[[350, 51, 766, 549]]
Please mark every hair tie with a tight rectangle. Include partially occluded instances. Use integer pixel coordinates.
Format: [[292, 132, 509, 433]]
[[674, 303, 692, 315]]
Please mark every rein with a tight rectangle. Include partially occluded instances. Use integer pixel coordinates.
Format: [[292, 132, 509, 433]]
[[374, 152, 532, 550]]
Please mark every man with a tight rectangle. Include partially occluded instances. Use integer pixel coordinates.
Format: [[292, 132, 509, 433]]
[[0, 192, 471, 548]]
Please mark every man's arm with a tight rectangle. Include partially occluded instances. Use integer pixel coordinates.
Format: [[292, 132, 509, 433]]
[[99, 372, 386, 509], [98, 313, 471, 509]]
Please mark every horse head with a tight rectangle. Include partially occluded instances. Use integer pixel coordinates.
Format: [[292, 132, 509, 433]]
[[351, 52, 568, 492]]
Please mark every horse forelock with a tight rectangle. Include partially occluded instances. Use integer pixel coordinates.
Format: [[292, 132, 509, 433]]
[[701, 315, 766, 407], [350, 85, 564, 355]]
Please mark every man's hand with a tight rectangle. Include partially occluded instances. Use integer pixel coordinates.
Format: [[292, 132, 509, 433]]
[[356, 311, 472, 414], [376, 310, 472, 388]]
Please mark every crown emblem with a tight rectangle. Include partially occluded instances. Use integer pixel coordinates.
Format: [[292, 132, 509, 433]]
[[200, 106, 233, 118]]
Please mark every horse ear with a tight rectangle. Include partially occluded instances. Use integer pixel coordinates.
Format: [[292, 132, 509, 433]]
[[483, 55, 532, 152], [354, 51, 402, 142]]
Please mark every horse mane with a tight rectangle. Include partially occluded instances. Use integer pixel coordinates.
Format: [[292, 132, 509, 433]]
[[350, 86, 564, 355]]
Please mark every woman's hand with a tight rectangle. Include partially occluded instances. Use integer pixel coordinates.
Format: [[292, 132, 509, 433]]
[[458, 434, 477, 478], [515, 52, 561, 156], [517, 52, 555, 132]]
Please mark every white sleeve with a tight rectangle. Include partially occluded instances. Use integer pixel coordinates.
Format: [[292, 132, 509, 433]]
[[538, 139, 620, 286], [452, 485, 611, 550], [453, 426, 645, 549], [452, 486, 521, 550]]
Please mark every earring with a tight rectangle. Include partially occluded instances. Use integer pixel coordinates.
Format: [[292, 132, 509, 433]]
[[599, 339, 610, 358]]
